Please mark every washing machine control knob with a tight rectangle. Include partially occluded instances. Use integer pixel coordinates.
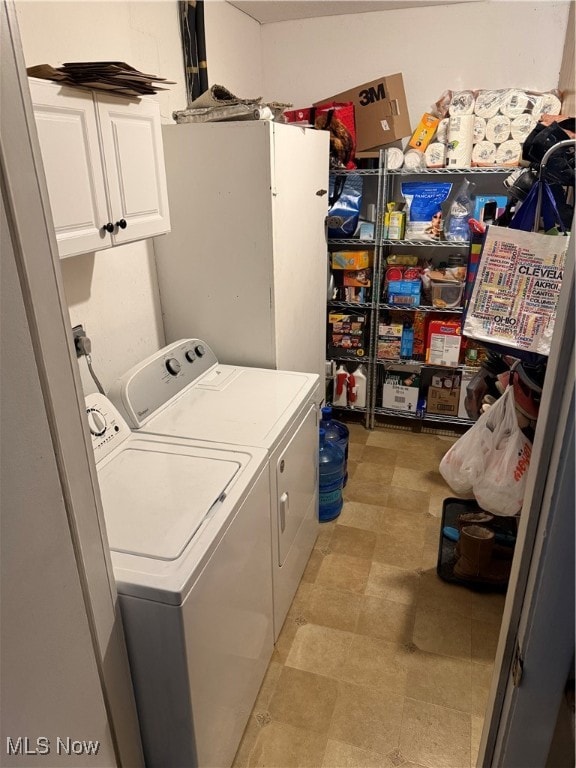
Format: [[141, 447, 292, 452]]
[[195, 344, 206, 357], [185, 350, 196, 363], [87, 408, 107, 437], [165, 358, 181, 376]]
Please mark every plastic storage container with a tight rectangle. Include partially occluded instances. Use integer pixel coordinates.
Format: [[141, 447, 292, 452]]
[[318, 428, 345, 522], [430, 280, 464, 309], [320, 406, 349, 485]]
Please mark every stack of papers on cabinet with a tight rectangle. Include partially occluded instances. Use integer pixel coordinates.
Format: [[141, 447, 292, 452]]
[[27, 62, 175, 97]]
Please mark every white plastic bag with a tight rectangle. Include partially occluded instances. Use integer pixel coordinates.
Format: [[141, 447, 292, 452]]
[[439, 404, 492, 494], [473, 387, 532, 516]]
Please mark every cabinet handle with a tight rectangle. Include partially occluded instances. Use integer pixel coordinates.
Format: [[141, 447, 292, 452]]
[[103, 222, 114, 233], [279, 492, 289, 533], [116, 219, 127, 230]]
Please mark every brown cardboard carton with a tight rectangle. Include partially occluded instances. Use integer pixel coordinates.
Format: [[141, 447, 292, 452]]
[[315, 74, 412, 152]]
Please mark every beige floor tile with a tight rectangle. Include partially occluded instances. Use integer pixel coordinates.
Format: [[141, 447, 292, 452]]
[[374, 531, 425, 570], [316, 553, 372, 594], [471, 619, 502, 665], [405, 650, 472, 713], [413, 606, 472, 660], [232, 710, 264, 768], [399, 697, 471, 768], [306, 585, 363, 632], [322, 739, 400, 768], [348, 441, 365, 461], [301, 548, 325, 584], [357, 594, 415, 644], [428, 491, 448, 518], [354, 461, 396, 486], [416, 571, 503, 624], [395, 446, 447, 473], [347, 422, 370, 444], [253, 660, 283, 714], [366, 562, 421, 606], [346, 459, 360, 481], [368, 430, 439, 451], [343, 478, 390, 506], [378, 506, 428, 537], [387, 486, 431, 514], [360, 445, 398, 466], [329, 681, 404, 755], [470, 662, 494, 717], [315, 521, 337, 552], [271, 615, 298, 665], [285, 624, 354, 678], [330, 524, 377, 560], [248, 721, 328, 767], [391, 466, 450, 495], [338, 501, 384, 532], [340, 635, 411, 694], [268, 666, 338, 734], [420, 541, 439, 571], [471, 715, 484, 767]]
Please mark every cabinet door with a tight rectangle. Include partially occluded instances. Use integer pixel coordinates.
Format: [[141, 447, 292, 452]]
[[270, 123, 329, 386], [95, 94, 170, 244], [30, 79, 111, 258]]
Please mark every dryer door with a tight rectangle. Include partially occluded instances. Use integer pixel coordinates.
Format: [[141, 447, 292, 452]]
[[275, 403, 318, 567]]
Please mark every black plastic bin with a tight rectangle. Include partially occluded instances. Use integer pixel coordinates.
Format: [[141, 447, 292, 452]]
[[436, 497, 517, 593]]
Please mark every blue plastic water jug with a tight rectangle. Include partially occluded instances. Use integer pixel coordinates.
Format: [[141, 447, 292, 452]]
[[320, 405, 349, 486], [319, 427, 345, 522]]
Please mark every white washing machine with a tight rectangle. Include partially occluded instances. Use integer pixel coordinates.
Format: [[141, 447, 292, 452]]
[[85, 393, 273, 768], [108, 339, 320, 641]]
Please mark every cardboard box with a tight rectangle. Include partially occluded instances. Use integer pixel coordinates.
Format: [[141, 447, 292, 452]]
[[315, 73, 412, 152], [423, 368, 462, 416], [426, 319, 462, 366], [343, 269, 371, 288], [387, 280, 421, 307], [377, 323, 403, 360], [331, 251, 371, 270], [328, 313, 367, 358], [382, 367, 421, 412], [408, 113, 440, 152]]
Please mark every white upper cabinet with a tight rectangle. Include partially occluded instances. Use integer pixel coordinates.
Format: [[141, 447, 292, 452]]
[[29, 78, 170, 258]]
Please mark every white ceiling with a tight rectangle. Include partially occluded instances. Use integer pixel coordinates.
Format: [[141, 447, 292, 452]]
[[226, 0, 481, 25]]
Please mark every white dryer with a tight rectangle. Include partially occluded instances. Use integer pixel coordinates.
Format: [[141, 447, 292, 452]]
[[108, 339, 320, 641], [86, 394, 273, 768]]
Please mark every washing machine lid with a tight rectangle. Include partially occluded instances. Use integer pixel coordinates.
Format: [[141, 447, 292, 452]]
[[143, 366, 318, 448], [98, 440, 240, 561]]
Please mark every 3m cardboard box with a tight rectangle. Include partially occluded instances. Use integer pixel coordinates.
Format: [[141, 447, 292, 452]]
[[315, 73, 412, 152]]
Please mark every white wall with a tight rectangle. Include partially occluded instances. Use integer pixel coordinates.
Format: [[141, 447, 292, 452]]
[[14, 0, 570, 391], [15, 0, 262, 392], [260, 1, 571, 132], [15, 1, 184, 391], [204, 0, 263, 96]]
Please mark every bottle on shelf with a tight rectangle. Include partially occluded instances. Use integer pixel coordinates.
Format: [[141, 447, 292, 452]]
[[332, 364, 349, 407], [351, 365, 367, 409], [320, 405, 349, 486], [318, 427, 345, 522]]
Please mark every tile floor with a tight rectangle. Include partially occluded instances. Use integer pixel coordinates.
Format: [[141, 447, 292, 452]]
[[233, 424, 506, 768]]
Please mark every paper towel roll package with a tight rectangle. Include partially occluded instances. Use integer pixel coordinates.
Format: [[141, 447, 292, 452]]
[[495, 140, 522, 166], [473, 116, 487, 143], [446, 115, 475, 168], [472, 140, 497, 166], [425, 143, 447, 168], [486, 115, 511, 144]]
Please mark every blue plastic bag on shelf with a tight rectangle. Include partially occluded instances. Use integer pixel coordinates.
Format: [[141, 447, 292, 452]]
[[327, 173, 363, 238]]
